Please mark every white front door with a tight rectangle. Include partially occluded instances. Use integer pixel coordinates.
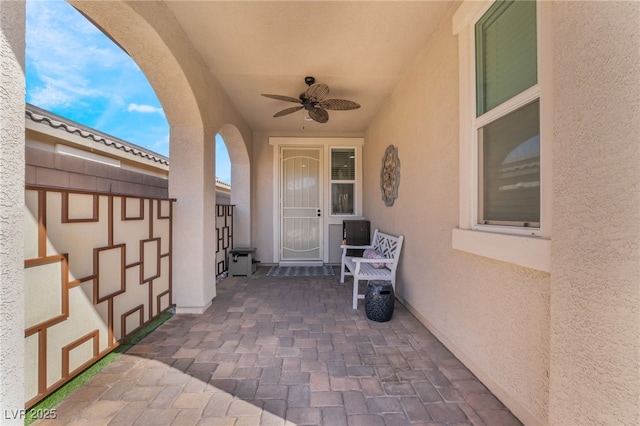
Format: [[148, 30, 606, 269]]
[[280, 147, 323, 263]]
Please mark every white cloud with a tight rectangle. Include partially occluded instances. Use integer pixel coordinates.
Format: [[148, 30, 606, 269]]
[[127, 104, 165, 116], [26, 0, 131, 109], [28, 86, 72, 109], [143, 133, 170, 157], [28, 74, 102, 109]]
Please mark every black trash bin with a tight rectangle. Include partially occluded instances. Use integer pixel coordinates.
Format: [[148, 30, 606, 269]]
[[364, 281, 394, 322]]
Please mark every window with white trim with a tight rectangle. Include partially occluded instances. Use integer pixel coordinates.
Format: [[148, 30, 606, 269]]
[[452, 0, 551, 272], [330, 148, 356, 216], [475, 0, 539, 228]]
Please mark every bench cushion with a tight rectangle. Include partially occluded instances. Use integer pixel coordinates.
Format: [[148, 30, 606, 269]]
[[363, 248, 386, 268]]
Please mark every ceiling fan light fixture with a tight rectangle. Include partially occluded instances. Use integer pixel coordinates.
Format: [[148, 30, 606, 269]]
[[261, 76, 360, 124]]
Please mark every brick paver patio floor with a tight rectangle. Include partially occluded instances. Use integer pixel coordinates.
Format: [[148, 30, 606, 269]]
[[37, 266, 521, 425]]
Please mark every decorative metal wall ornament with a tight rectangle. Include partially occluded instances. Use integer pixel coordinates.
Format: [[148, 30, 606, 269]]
[[380, 145, 400, 206]]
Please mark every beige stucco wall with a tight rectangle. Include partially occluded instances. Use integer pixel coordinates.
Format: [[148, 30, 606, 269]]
[[252, 132, 276, 264], [549, 2, 640, 424], [0, 1, 26, 420], [25, 145, 169, 198], [363, 4, 550, 424]]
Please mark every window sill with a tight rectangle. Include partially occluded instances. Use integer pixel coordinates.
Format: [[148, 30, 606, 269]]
[[452, 228, 550, 272]]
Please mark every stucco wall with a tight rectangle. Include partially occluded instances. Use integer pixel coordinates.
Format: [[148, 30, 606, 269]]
[[549, 2, 640, 424], [0, 1, 26, 421], [251, 132, 276, 264], [25, 145, 169, 198], [363, 4, 550, 424]]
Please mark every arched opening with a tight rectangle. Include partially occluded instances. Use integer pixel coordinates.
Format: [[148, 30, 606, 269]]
[[26, 0, 170, 157], [25, 0, 171, 209], [215, 134, 232, 187], [67, 0, 253, 315]]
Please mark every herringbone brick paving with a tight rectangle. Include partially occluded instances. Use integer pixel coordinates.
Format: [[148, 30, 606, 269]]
[[35, 267, 521, 425]]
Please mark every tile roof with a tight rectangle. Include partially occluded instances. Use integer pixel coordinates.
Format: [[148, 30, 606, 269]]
[[25, 103, 169, 166]]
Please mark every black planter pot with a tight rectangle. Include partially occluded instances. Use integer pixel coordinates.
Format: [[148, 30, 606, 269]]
[[364, 281, 395, 322]]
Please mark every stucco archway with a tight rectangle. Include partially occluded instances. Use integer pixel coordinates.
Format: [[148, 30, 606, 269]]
[[68, 1, 201, 129], [69, 0, 252, 313]]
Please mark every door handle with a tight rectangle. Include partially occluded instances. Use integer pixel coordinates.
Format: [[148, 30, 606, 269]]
[[317, 209, 321, 217]]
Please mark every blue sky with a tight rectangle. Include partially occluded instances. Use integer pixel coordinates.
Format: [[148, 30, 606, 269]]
[[25, 0, 231, 184]]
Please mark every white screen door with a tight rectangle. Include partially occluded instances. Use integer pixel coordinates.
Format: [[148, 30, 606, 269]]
[[280, 147, 323, 262]]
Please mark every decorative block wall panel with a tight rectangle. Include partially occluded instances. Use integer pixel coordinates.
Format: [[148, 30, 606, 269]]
[[63, 331, 99, 377], [23, 187, 174, 407], [63, 193, 98, 222], [216, 204, 234, 276]]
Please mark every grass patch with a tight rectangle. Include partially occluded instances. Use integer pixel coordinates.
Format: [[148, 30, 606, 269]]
[[25, 310, 174, 425]]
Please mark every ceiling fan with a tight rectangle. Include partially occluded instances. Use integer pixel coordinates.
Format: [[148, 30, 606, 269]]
[[261, 76, 360, 124]]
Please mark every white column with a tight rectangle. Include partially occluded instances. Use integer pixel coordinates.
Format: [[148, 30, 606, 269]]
[[0, 0, 25, 420], [230, 162, 251, 246], [170, 125, 218, 314]]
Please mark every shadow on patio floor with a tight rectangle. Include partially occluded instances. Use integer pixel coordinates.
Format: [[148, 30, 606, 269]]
[[36, 266, 521, 425]]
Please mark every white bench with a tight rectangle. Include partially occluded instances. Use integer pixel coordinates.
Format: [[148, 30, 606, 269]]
[[340, 229, 404, 309]]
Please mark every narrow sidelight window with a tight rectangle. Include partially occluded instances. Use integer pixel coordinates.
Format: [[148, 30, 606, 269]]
[[330, 148, 356, 215]]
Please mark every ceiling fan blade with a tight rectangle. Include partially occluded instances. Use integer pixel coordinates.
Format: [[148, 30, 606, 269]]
[[304, 83, 329, 102], [308, 107, 329, 123], [318, 99, 361, 111], [262, 94, 302, 104], [273, 106, 304, 118]]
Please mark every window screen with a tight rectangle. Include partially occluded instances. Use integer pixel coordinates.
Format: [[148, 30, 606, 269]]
[[478, 100, 540, 226]]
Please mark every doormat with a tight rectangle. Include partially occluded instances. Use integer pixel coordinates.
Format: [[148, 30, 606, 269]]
[[266, 265, 335, 277]]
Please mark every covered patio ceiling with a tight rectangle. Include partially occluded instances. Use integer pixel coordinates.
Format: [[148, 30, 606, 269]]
[[157, 1, 452, 135]]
